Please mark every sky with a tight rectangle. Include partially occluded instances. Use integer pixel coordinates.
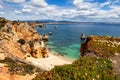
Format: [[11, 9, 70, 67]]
[[0, 0, 120, 22]]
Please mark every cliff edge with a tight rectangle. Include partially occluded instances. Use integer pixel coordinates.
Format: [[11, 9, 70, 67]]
[[80, 35, 120, 75]]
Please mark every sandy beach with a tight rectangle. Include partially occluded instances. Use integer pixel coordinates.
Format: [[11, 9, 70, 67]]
[[26, 51, 75, 71]]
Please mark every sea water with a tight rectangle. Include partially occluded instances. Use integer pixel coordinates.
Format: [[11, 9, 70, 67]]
[[36, 23, 120, 59]]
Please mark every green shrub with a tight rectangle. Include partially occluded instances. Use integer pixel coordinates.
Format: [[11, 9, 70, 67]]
[[17, 39, 25, 45]]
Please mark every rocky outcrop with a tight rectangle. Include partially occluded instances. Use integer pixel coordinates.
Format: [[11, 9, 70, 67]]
[[80, 35, 120, 75], [0, 18, 49, 60], [80, 35, 120, 57]]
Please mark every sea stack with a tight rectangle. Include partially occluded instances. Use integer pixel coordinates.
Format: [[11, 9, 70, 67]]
[[81, 33, 86, 40], [49, 32, 53, 35], [42, 34, 49, 41], [54, 25, 58, 29]]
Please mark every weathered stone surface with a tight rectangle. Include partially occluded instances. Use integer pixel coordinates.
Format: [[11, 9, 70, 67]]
[[0, 53, 6, 60], [0, 18, 49, 59], [80, 35, 120, 75], [80, 35, 120, 57]]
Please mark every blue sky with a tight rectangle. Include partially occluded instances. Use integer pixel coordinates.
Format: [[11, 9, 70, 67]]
[[0, 0, 120, 22]]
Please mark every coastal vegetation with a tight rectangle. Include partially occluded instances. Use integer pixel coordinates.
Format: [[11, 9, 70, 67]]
[[33, 56, 117, 80]]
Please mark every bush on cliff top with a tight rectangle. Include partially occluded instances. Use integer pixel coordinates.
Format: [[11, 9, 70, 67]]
[[33, 56, 115, 80]]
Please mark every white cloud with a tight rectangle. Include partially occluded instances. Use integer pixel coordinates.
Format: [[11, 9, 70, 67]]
[[5, 0, 25, 3], [73, 0, 84, 9], [30, 0, 47, 7], [71, 0, 120, 21], [14, 5, 33, 14], [22, 8, 31, 13], [87, 6, 120, 20], [14, 10, 22, 14], [109, 5, 120, 18], [22, 5, 33, 13], [35, 5, 96, 20], [73, 0, 83, 4], [0, 12, 4, 14], [73, 0, 99, 10], [21, 1, 120, 21], [100, 1, 111, 7]]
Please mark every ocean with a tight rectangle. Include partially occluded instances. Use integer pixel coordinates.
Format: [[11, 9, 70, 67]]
[[36, 23, 120, 59]]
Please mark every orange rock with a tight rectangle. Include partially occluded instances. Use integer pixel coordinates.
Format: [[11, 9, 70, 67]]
[[0, 19, 48, 60]]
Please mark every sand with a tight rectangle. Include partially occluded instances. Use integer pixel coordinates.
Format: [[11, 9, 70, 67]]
[[26, 51, 75, 71]]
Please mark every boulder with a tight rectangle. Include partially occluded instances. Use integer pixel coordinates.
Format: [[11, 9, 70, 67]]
[[0, 53, 6, 60]]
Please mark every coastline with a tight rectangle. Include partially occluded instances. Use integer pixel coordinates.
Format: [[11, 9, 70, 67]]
[[26, 49, 75, 71], [48, 50, 76, 62]]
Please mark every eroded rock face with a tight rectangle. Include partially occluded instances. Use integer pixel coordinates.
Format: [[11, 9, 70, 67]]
[[0, 18, 49, 59], [80, 35, 120, 75], [80, 35, 120, 57]]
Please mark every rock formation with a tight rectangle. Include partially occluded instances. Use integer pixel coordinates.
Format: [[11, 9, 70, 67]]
[[80, 35, 120, 57], [0, 17, 49, 60], [80, 35, 120, 75], [80, 32, 85, 40]]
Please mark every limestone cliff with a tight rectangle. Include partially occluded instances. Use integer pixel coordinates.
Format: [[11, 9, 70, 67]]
[[80, 35, 120, 75], [80, 35, 120, 57], [0, 17, 49, 60]]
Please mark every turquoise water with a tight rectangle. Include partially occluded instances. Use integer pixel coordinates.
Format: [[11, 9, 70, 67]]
[[36, 23, 120, 59]]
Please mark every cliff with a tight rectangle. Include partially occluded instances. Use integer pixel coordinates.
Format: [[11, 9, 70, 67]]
[[0, 17, 49, 60], [80, 35, 120, 57], [0, 17, 50, 80], [80, 35, 120, 75]]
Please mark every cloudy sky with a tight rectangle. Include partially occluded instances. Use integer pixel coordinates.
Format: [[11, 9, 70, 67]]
[[0, 0, 120, 22]]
